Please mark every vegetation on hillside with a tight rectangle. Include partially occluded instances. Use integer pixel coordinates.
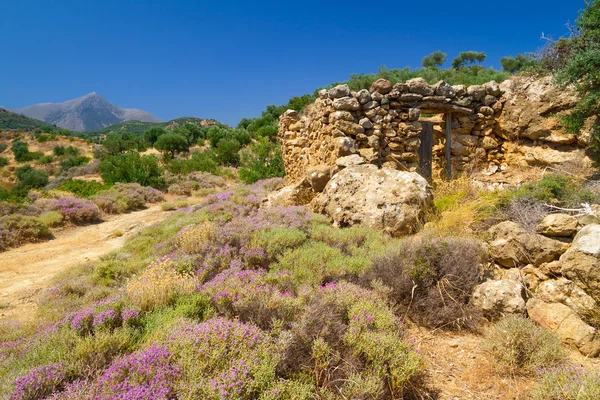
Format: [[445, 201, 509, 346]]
[[0, 108, 57, 131], [85, 117, 220, 138]]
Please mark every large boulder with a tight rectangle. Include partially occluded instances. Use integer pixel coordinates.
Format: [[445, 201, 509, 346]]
[[489, 221, 568, 267], [535, 278, 596, 314], [560, 224, 600, 297], [406, 78, 434, 96], [370, 78, 392, 94], [536, 213, 579, 237], [312, 165, 432, 236], [471, 279, 527, 318], [527, 298, 600, 357]]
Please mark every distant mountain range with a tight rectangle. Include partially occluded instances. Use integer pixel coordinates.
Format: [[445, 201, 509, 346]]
[[5, 93, 160, 132]]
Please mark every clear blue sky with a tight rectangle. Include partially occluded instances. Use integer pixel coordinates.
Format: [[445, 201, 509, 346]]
[[0, 0, 585, 126]]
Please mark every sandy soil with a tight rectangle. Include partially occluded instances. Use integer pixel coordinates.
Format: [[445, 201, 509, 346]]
[[0, 205, 169, 322]]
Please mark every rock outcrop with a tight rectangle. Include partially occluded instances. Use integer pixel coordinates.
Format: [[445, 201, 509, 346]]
[[312, 164, 432, 236], [471, 279, 527, 318], [560, 224, 600, 297]]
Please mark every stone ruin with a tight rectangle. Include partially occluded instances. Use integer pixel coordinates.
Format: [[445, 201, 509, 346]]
[[278, 75, 595, 184]]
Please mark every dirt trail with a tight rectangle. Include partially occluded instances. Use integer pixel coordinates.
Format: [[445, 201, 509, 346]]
[[0, 205, 169, 322]]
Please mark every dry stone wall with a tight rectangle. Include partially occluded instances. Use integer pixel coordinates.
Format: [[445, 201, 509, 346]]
[[279, 77, 505, 183], [278, 75, 593, 183]]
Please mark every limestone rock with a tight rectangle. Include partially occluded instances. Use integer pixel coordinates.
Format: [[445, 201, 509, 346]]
[[452, 85, 467, 97], [434, 80, 455, 98], [535, 278, 596, 314], [467, 85, 487, 101], [329, 84, 351, 99], [356, 89, 371, 105], [335, 137, 357, 156], [370, 78, 392, 94], [537, 214, 579, 237], [484, 80, 502, 96], [306, 165, 332, 193], [489, 221, 567, 267], [527, 298, 600, 357], [560, 224, 600, 297], [333, 96, 360, 111], [335, 154, 365, 168], [336, 120, 364, 136], [471, 279, 527, 317], [406, 78, 434, 96], [312, 165, 432, 236]]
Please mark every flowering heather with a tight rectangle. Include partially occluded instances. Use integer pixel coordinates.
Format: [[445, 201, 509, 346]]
[[92, 345, 179, 400], [93, 309, 119, 331], [533, 365, 600, 399], [201, 268, 300, 328], [0, 214, 51, 251], [92, 183, 164, 214], [68, 308, 95, 335], [0, 201, 41, 217], [126, 258, 198, 311], [120, 309, 141, 326], [45, 197, 100, 225], [11, 362, 65, 400], [164, 317, 278, 399]]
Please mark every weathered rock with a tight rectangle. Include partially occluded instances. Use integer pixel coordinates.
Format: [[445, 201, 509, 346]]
[[535, 278, 596, 314], [359, 117, 373, 129], [312, 165, 432, 236], [434, 80, 455, 98], [467, 85, 487, 101], [400, 93, 423, 102], [484, 80, 502, 96], [356, 89, 371, 105], [520, 265, 548, 290], [471, 279, 527, 317], [527, 298, 600, 357], [370, 78, 392, 94], [333, 96, 361, 111], [265, 181, 315, 207], [560, 224, 600, 297], [452, 85, 467, 97], [328, 111, 354, 123], [406, 78, 434, 96], [305, 165, 332, 193], [335, 154, 365, 168], [335, 137, 357, 156], [482, 95, 497, 106], [329, 84, 351, 99], [537, 214, 579, 237], [336, 120, 365, 136], [489, 221, 567, 267]]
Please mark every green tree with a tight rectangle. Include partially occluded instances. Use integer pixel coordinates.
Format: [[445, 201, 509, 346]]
[[144, 127, 167, 145], [215, 138, 241, 166], [103, 134, 132, 155], [422, 51, 447, 68], [500, 54, 538, 73], [15, 165, 49, 189], [99, 152, 164, 188], [451, 51, 487, 69], [155, 133, 189, 158], [239, 137, 285, 184], [11, 140, 29, 162]]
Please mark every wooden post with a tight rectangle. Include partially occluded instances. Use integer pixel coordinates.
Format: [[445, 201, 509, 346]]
[[445, 112, 452, 180], [418, 122, 433, 182]]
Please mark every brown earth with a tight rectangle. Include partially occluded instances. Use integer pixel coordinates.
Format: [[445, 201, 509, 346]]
[[0, 204, 170, 322]]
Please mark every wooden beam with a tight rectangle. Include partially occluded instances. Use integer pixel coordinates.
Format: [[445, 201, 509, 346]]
[[445, 113, 452, 180], [418, 102, 473, 115]]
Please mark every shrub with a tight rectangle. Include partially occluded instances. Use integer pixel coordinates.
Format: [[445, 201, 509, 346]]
[[0, 157, 8, 168], [0, 143, 7, 153], [90, 345, 179, 399], [59, 155, 90, 172], [363, 236, 484, 329], [15, 165, 49, 190], [92, 183, 164, 214], [37, 155, 54, 165], [53, 146, 65, 157], [154, 133, 189, 159], [39, 211, 64, 227], [11, 362, 66, 400], [163, 317, 279, 399], [532, 365, 600, 400], [45, 198, 101, 225], [57, 179, 109, 198], [239, 138, 285, 184], [165, 150, 222, 175], [214, 138, 241, 166], [99, 152, 165, 189], [126, 257, 199, 311], [11, 140, 29, 162], [485, 315, 567, 372], [161, 199, 191, 211], [0, 214, 50, 251]]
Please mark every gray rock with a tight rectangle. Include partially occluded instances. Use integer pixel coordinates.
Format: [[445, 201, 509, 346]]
[[471, 279, 527, 317], [335, 154, 365, 168], [333, 96, 361, 111], [467, 85, 487, 101], [312, 165, 432, 236], [560, 224, 600, 297], [434, 80, 456, 98], [452, 85, 467, 97], [537, 214, 579, 237], [406, 78, 435, 96], [400, 93, 423, 102], [359, 117, 373, 129], [329, 84, 351, 99], [482, 95, 497, 106], [484, 80, 502, 96], [356, 89, 371, 105]]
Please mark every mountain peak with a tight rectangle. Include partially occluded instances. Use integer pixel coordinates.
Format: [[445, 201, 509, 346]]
[[11, 93, 160, 131]]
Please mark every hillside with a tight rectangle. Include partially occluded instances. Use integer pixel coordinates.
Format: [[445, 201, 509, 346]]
[[8, 92, 160, 132], [0, 108, 57, 131], [85, 116, 222, 137]]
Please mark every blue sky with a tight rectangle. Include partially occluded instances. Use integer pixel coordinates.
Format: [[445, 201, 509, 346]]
[[0, 0, 585, 126]]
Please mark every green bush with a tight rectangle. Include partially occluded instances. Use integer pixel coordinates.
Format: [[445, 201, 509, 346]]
[[144, 127, 168, 145], [0, 144, 7, 153], [239, 138, 285, 184], [0, 157, 7, 168], [214, 138, 241, 166], [58, 179, 109, 198], [37, 155, 54, 165], [511, 174, 597, 207], [15, 165, 49, 189], [59, 155, 91, 172], [165, 150, 221, 175], [0, 214, 51, 250], [154, 133, 189, 158], [532, 365, 600, 400], [11, 140, 30, 162], [485, 315, 566, 372], [99, 152, 165, 189], [39, 211, 64, 227], [53, 145, 66, 157]]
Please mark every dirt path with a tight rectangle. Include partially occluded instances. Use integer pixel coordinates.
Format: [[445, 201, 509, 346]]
[[0, 205, 169, 322]]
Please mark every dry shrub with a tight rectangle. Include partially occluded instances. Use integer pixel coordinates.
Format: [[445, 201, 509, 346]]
[[363, 236, 484, 330], [485, 315, 566, 373], [125, 257, 198, 311], [0, 214, 51, 251]]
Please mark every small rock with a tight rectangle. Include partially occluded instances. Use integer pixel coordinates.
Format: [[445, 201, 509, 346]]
[[335, 154, 365, 168], [329, 84, 351, 99], [537, 214, 579, 237], [370, 78, 392, 94], [333, 96, 360, 111]]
